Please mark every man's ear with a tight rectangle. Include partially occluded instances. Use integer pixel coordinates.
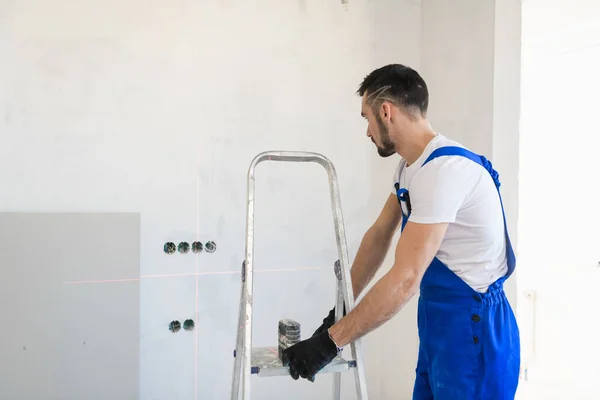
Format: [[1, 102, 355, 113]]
[[380, 102, 392, 122]]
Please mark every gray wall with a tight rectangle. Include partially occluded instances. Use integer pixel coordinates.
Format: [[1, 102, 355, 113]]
[[0, 213, 140, 400]]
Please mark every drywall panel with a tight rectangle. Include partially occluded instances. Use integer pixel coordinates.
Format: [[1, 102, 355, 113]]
[[0, 212, 140, 400]]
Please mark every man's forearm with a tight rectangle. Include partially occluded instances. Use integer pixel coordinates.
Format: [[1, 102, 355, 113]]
[[329, 265, 420, 347], [328, 221, 448, 348], [350, 225, 395, 299]]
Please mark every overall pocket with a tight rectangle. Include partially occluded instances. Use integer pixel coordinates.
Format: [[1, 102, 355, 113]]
[[423, 300, 481, 395]]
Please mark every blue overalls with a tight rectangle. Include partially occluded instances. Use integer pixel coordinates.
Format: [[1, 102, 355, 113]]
[[395, 146, 520, 400]]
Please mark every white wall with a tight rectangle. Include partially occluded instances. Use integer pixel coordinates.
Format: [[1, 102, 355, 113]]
[[517, 1, 600, 398], [0, 0, 522, 398], [420, 0, 521, 307], [0, 1, 420, 399]]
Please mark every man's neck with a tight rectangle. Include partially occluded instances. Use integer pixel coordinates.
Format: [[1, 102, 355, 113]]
[[397, 129, 438, 166]]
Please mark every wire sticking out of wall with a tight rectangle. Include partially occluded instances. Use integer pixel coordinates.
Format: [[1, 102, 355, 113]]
[[204, 241, 216, 253], [192, 241, 203, 253], [164, 241, 216, 254], [169, 320, 181, 333], [164, 242, 176, 254], [183, 319, 195, 331], [178, 242, 190, 254]]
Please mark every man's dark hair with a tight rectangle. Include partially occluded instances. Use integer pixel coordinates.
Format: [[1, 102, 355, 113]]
[[357, 64, 429, 118]]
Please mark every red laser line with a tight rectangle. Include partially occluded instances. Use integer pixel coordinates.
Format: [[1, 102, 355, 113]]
[[62, 266, 322, 285], [63, 277, 141, 284], [194, 177, 200, 400], [257, 267, 321, 273]]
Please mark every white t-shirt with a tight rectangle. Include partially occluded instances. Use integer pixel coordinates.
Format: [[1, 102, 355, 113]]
[[392, 134, 508, 293]]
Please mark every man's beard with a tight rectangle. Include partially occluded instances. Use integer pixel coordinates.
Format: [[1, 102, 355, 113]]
[[375, 114, 396, 158]]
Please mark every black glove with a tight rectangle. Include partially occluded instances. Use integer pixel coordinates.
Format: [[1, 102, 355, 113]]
[[282, 330, 340, 382], [312, 304, 346, 337]]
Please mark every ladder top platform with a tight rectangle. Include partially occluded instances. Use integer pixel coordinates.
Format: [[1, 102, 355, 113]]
[[251, 347, 354, 377]]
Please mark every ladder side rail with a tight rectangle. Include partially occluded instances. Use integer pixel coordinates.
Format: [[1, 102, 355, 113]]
[[230, 261, 247, 400], [323, 160, 369, 400], [333, 261, 344, 400], [240, 151, 369, 399]]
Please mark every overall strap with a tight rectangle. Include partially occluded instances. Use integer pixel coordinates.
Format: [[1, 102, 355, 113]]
[[395, 183, 410, 231], [394, 159, 411, 232], [421, 146, 516, 278]]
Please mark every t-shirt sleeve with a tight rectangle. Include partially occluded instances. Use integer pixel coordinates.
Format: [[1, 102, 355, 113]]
[[407, 157, 478, 224]]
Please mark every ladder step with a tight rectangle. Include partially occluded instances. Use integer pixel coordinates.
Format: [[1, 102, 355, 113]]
[[249, 346, 355, 377]]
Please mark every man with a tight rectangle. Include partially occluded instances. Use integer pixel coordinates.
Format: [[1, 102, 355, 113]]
[[282, 64, 520, 399]]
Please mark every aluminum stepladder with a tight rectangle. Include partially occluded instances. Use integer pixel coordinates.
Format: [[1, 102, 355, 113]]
[[230, 151, 369, 400]]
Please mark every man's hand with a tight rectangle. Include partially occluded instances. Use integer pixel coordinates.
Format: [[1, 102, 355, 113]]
[[311, 304, 346, 337], [282, 330, 340, 382]]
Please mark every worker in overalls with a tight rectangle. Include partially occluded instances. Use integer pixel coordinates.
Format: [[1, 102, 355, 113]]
[[282, 64, 520, 399]]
